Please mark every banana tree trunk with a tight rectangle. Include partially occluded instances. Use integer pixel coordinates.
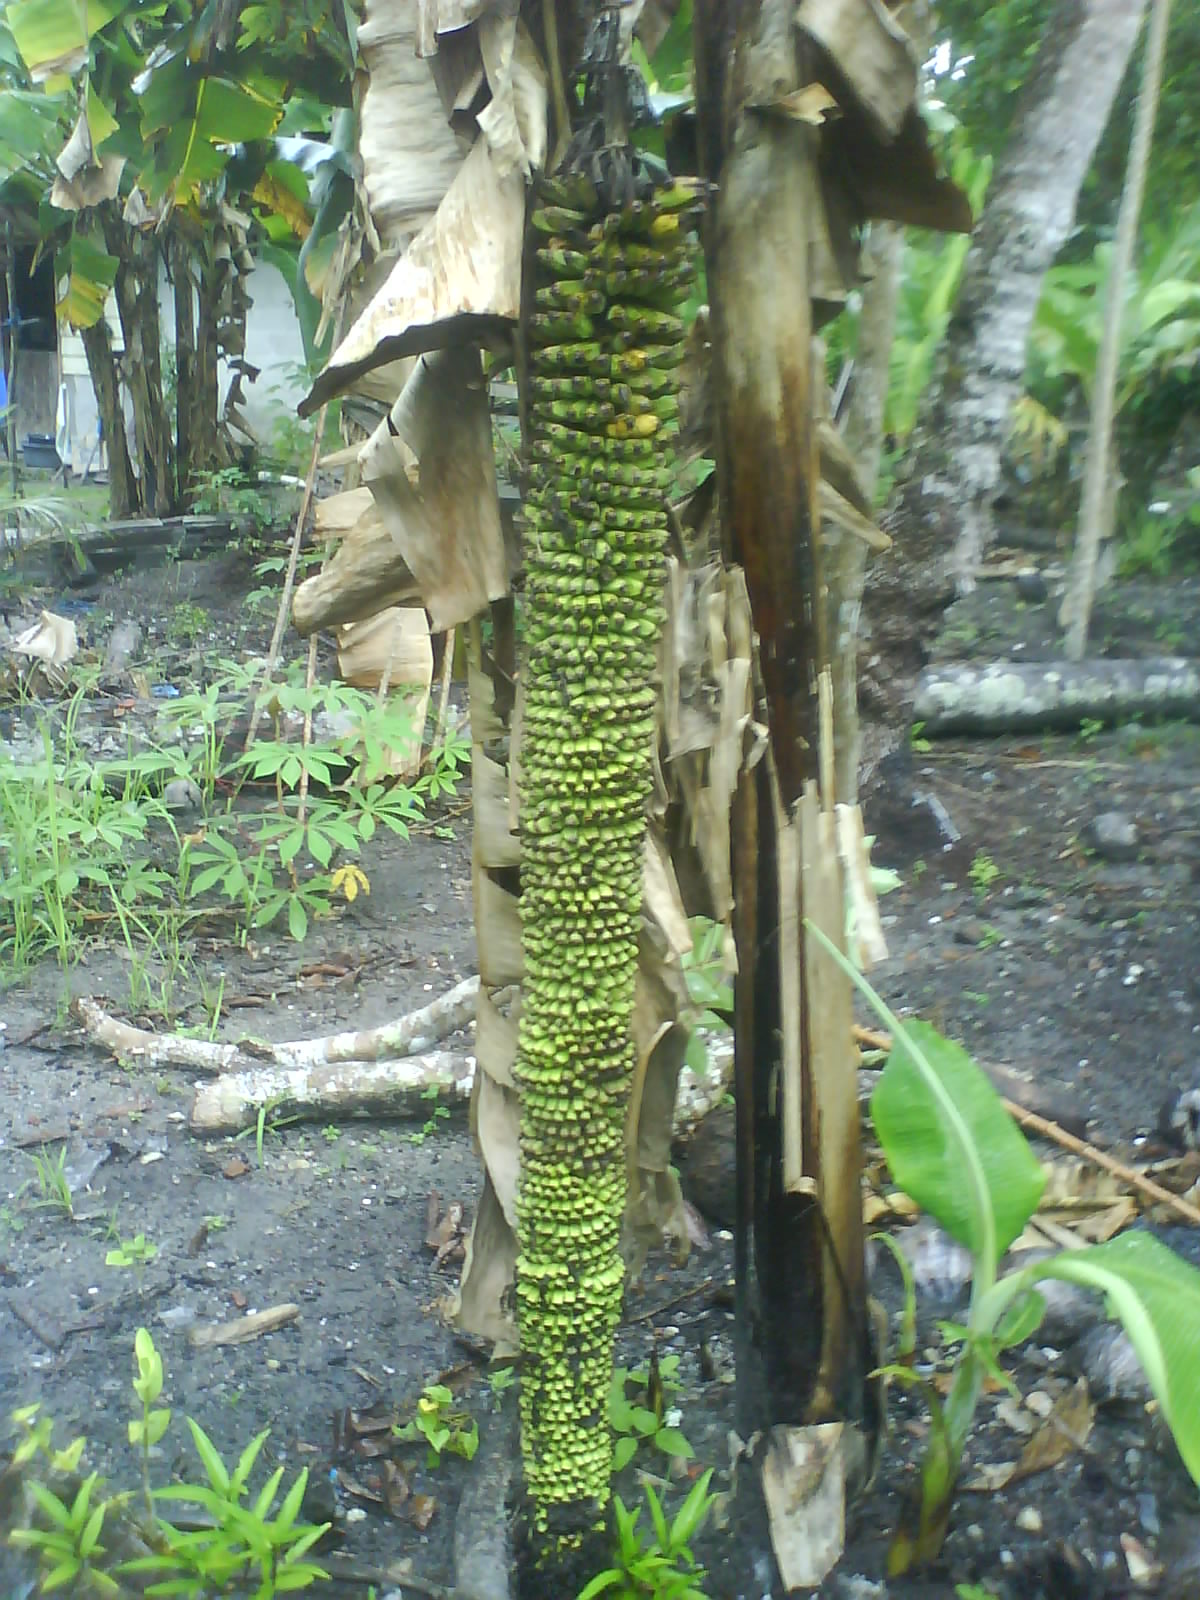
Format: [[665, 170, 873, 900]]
[[79, 314, 138, 520], [104, 212, 175, 515], [694, 0, 869, 1451]]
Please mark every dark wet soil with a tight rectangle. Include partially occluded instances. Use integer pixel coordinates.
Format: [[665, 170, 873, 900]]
[[2, 548, 1199, 1599]]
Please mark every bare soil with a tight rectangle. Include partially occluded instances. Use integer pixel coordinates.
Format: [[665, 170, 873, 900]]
[[2, 548, 1199, 1599]]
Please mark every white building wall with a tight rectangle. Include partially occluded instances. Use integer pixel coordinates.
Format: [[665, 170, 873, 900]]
[[56, 260, 307, 474]]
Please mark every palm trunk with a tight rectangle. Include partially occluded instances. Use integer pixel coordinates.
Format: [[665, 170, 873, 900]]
[[866, 0, 1147, 713], [1061, 0, 1171, 657]]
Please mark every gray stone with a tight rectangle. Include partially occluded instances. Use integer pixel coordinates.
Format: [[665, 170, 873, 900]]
[[1016, 568, 1049, 603], [163, 776, 203, 813], [1083, 810, 1139, 862]]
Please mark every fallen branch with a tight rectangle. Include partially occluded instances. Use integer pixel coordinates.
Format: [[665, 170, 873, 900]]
[[852, 1024, 1200, 1227], [188, 1051, 474, 1133], [73, 976, 479, 1076], [76, 978, 730, 1137], [189, 1303, 301, 1348], [913, 656, 1200, 736], [1005, 1101, 1200, 1230]]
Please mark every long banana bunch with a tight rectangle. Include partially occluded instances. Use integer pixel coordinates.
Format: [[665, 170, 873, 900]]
[[514, 170, 701, 1555]]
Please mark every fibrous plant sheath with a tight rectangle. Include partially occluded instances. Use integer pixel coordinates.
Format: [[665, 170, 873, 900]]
[[514, 171, 699, 1556]]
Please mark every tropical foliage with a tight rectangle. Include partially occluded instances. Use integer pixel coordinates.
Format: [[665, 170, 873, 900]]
[[0, 0, 361, 514]]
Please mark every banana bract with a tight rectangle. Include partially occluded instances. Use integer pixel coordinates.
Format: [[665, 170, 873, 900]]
[[515, 173, 696, 1558]]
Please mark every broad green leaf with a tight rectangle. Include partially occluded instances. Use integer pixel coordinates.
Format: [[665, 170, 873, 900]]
[[0, 87, 68, 167], [873, 1019, 1045, 1261], [9, 0, 124, 81], [55, 234, 118, 328], [86, 82, 119, 147], [805, 921, 1043, 1273], [1031, 1232, 1200, 1484], [654, 1427, 694, 1458], [613, 1434, 637, 1471]]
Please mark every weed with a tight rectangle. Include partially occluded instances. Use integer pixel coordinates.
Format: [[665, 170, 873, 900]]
[[105, 1233, 158, 1271], [681, 917, 733, 1078], [1077, 716, 1104, 742], [321, 1126, 341, 1144], [487, 1364, 517, 1409], [967, 851, 1000, 897], [977, 924, 1002, 950], [29, 1144, 75, 1220], [408, 1085, 451, 1146], [9, 1330, 329, 1597], [609, 1354, 693, 1473], [910, 720, 933, 754], [393, 1384, 479, 1468], [191, 465, 275, 525], [8, 1463, 119, 1595], [578, 1470, 715, 1600], [166, 601, 212, 648]]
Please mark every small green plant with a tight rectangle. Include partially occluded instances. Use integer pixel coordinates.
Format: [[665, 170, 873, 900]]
[[9, 1330, 329, 1597], [204, 1213, 230, 1233], [29, 1144, 75, 1220], [967, 851, 1000, 897], [609, 1355, 693, 1472], [393, 1384, 479, 1468], [166, 601, 212, 648], [8, 1463, 120, 1595], [105, 1233, 158, 1270], [977, 924, 1002, 951], [910, 720, 933, 753], [191, 464, 274, 524], [408, 1085, 451, 1146], [578, 1470, 715, 1600], [487, 1363, 518, 1409], [1077, 716, 1104, 743], [681, 917, 733, 1077], [808, 920, 1200, 1576]]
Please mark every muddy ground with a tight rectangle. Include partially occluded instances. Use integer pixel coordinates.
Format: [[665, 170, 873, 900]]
[[2, 542, 1199, 1599]]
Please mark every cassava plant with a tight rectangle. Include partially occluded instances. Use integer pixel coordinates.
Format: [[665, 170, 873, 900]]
[[808, 922, 1200, 1575], [513, 30, 703, 1566]]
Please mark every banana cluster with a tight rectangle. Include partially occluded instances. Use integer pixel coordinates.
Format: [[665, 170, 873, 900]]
[[514, 171, 700, 1548]]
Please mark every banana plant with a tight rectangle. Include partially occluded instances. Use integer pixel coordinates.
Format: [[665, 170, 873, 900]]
[[809, 921, 1200, 1575]]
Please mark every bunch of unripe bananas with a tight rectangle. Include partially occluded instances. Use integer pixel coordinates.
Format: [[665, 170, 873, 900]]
[[512, 167, 702, 1538]]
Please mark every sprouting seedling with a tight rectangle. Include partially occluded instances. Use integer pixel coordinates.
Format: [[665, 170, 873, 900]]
[[808, 918, 1200, 1576], [29, 1144, 75, 1220]]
